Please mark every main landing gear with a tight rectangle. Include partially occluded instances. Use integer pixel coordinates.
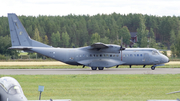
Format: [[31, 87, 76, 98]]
[[151, 66, 156, 70], [91, 67, 104, 70]]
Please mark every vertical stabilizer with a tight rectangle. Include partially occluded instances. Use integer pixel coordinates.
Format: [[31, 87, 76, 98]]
[[8, 13, 50, 47]]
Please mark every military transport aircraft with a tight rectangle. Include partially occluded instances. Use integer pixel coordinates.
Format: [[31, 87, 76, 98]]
[[8, 13, 169, 70], [0, 77, 28, 101]]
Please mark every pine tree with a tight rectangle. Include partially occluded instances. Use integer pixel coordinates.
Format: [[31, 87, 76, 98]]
[[100, 36, 109, 44], [44, 35, 49, 45], [33, 28, 42, 42], [170, 30, 176, 57], [170, 30, 176, 45], [61, 32, 70, 47], [119, 26, 131, 46], [137, 15, 149, 47], [175, 31, 180, 57], [51, 31, 61, 47], [91, 33, 100, 44], [140, 37, 148, 47], [149, 28, 157, 48]]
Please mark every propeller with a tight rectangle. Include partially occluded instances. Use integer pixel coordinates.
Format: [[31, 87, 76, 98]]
[[120, 37, 125, 61]]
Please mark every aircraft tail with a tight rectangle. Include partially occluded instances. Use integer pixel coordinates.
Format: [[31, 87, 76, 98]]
[[8, 13, 50, 49]]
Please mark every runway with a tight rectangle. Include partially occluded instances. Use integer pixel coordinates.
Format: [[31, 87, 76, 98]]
[[0, 68, 180, 75]]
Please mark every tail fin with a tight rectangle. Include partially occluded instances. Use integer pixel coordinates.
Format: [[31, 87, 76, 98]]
[[8, 13, 50, 49]]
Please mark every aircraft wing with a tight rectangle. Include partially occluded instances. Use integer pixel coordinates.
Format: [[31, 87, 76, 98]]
[[88, 42, 121, 53], [77, 59, 125, 68]]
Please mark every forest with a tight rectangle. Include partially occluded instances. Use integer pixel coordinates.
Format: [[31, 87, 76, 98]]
[[0, 13, 180, 58]]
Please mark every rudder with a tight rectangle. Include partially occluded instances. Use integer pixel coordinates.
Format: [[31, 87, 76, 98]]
[[8, 13, 31, 46], [8, 13, 50, 48]]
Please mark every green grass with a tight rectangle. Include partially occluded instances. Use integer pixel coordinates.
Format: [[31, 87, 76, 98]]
[[1, 74, 180, 101]]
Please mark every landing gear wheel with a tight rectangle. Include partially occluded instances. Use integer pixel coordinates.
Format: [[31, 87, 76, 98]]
[[151, 66, 155, 70], [91, 67, 97, 70], [98, 67, 104, 70]]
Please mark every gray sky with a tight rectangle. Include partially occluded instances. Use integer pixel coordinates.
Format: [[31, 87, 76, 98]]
[[1, 0, 180, 16]]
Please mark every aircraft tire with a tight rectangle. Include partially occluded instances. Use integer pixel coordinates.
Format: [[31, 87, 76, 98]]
[[91, 67, 97, 70], [98, 67, 104, 70], [151, 66, 155, 70]]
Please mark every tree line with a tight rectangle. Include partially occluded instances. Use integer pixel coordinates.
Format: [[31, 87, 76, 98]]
[[0, 13, 180, 57]]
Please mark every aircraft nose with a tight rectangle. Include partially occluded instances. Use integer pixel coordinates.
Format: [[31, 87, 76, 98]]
[[161, 55, 169, 63]]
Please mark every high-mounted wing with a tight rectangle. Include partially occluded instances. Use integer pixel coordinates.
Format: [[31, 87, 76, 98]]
[[88, 42, 123, 53], [91, 42, 108, 49]]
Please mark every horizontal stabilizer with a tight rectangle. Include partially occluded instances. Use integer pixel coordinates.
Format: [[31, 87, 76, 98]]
[[8, 46, 32, 50]]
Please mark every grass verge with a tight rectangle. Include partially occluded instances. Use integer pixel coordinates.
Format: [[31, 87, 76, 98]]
[[1, 74, 180, 101]]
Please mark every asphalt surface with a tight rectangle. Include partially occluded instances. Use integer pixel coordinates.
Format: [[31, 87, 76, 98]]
[[0, 68, 180, 75]]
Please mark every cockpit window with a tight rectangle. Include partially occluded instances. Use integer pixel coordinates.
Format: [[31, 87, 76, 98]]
[[152, 50, 159, 55], [157, 50, 162, 54], [8, 85, 22, 95], [0, 77, 22, 93]]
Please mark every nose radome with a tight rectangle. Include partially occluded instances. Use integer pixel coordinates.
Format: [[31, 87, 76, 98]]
[[164, 55, 169, 63], [161, 55, 169, 63]]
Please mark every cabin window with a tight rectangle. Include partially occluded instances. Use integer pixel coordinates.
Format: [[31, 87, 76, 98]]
[[106, 54, 109, 57], [123, 54, 126, 57], [104, 54, 106, 57], [90, 54, 92, 57], [130, 54, 133, 57], [140, 54, 143, 56], [80, 55, 82, 57], [137, 54, 139, 56], [96, 54, 98, 57], [94, 54, 96, 57], [134, 54, 136, 57], [113, 55, 115, 57], [110, 55, 112, 57], [100, 54, 102, 57], [116, 55, 119, 57]]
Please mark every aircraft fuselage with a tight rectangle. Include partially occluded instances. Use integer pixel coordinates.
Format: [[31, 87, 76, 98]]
[[30, 47, 169, 68]]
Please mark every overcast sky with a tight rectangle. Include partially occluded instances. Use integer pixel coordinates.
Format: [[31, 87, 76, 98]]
[[1, 0, 180, 17]]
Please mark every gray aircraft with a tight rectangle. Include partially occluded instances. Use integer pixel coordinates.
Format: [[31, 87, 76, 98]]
[[0, 77, 28, 101], [8, 13, 169, 70]]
